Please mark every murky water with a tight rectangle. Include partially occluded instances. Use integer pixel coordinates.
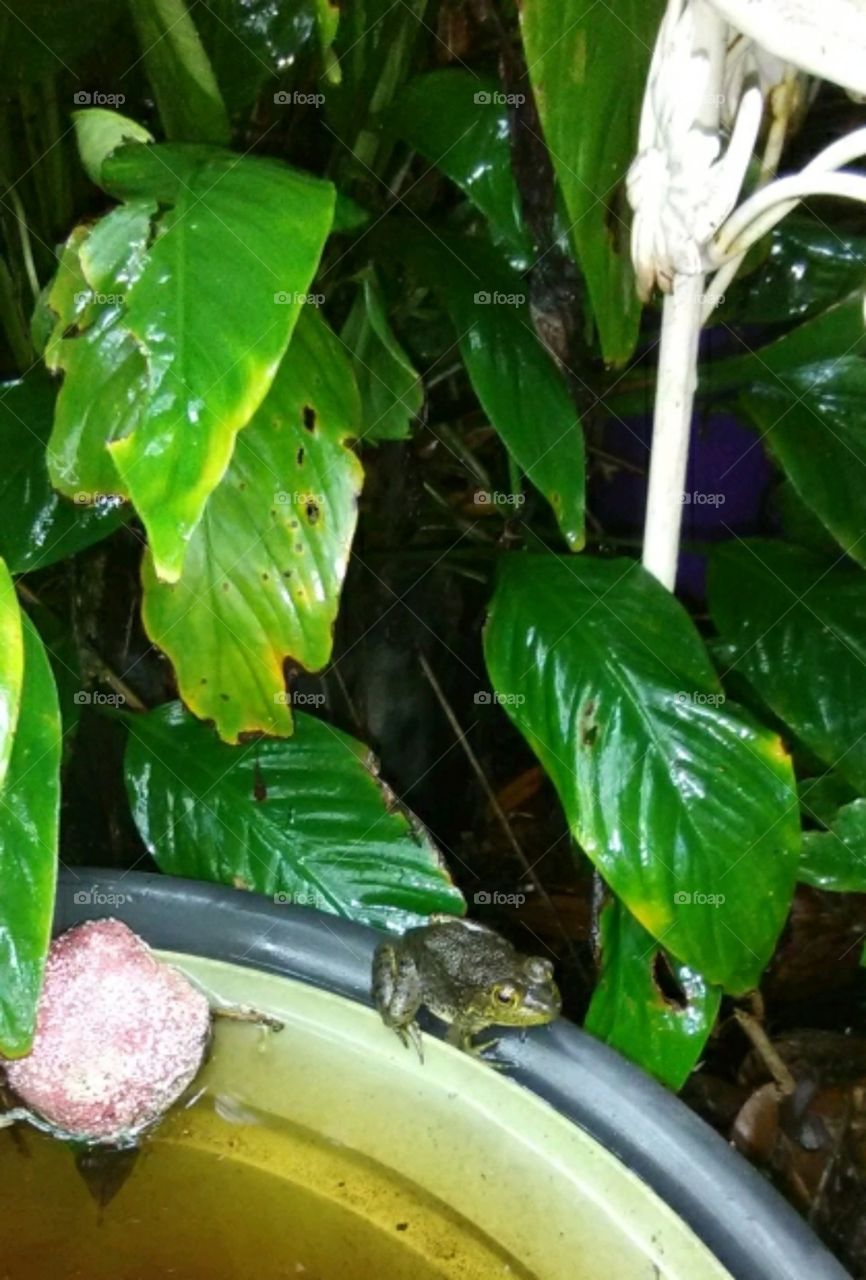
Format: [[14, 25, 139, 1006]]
[[0, 1094, 532, 1280]]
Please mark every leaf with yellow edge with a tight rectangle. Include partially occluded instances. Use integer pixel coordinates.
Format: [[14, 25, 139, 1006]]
[[0, 558, 24, 793], [100, 143, 335, 583], [484, 554, 801, 993], [141, 309, 362, 743]]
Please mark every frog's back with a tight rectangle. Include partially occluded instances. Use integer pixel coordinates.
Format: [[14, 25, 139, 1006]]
[[409, 918, 516, 987]]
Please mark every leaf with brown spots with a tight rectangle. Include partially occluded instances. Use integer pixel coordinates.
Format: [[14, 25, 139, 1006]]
[[141, 309, 362, 742]]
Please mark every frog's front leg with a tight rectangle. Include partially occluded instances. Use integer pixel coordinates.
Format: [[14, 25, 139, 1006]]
[[372, 942, 424, 1061], [445, 1018, 501, 1063]]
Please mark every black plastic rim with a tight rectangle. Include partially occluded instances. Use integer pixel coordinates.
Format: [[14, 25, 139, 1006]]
[[55, 868, 850, 1280]]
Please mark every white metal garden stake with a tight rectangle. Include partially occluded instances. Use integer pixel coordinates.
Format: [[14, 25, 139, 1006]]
[[629, 0, 866, 591]]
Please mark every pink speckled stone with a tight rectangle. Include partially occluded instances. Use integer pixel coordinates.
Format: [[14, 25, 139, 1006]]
[[5, 919, 211, 1144]]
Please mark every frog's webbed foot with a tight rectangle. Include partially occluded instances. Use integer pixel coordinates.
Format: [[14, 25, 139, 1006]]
[[446, 1022, 503, 1066]]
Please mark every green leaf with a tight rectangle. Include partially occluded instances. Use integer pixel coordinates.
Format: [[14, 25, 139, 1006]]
[[315, 0, 341, 83], [719, 216, 866, 327], [0, 559, 23, 794], [387, 71, 531, 262], [800, 799, 866, 892], [73, 109, 153, 188], [519, 0, 660, 365], [196, 0, 319, 114], [773, 479, 841, 560], [98, 142, 335, 581], [141, 309, 362, 743], [586, 898, 721, 1090], [128, 0, 230, 144], [124, 702, 465, 930], [341, 276, 422, 442], [402, 227, 584, 550], [484, 554, 800, 992], [0, 374, 127, 574], [739, 362, 866, 569], [45, 205, 153, 500], [694, 290, 866, 568], [800, 772, 859, 828], [0, 613, 61, 1057], [708, 540, 866, 793], [325, 0, 427, 160]]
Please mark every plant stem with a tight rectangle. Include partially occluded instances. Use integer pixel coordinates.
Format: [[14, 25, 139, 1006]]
[[641, 0, 726, 591], [641, 272, 703, 590]]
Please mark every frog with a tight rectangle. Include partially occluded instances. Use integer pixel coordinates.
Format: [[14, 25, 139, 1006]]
[[372, 915, 561, 1062]]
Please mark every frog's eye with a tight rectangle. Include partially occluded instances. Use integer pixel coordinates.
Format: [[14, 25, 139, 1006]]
[[492, 982, 521, 1008]]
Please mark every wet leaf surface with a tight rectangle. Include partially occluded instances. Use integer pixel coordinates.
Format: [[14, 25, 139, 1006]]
[[0, 615, 61, 1057], [124, 701, 465, 930], [484, 554, 800, 991], [141, 309, 362, 743], [709, 540, 866, 792], [519, 0, 660, 364], [0, 375, 127, 574], [388, 70, 531, 262], [586, 897, 721, 1089]]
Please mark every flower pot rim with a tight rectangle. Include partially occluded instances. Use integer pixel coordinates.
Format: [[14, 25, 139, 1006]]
[[55, 868, 848, 1280]]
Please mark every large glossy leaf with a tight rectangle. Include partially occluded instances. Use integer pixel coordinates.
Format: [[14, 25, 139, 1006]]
[[0, 375, 127, 574], [128, 0, 230, 144], [141, 310, 362, 743], [341, 276, 422, 442], [401, 227, 584, 550], [519, 0, 660, 365], [739, 363, 866, 570], [708, 540, 866, 793], [694, 290, 866, 567], [0, 614, 61, 1057], [91, 142, 335, 582], [45, 205, 152, 499], [0, 559, 23, 794], [387, 71, 531, 262], [800, 799, 866, 893], [586, 899, 721, 1090], [484, 554, 800, 992], [719, 217, 866, 327], [124, 702, 465, 930]]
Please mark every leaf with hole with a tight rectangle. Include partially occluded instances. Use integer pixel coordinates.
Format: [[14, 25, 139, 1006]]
[[586, 898, 721, 1090], [484, 554, 800, 992], [124, 701, 465, 930], [141, 309, 362, 743], [45, 205, 152, 500]]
